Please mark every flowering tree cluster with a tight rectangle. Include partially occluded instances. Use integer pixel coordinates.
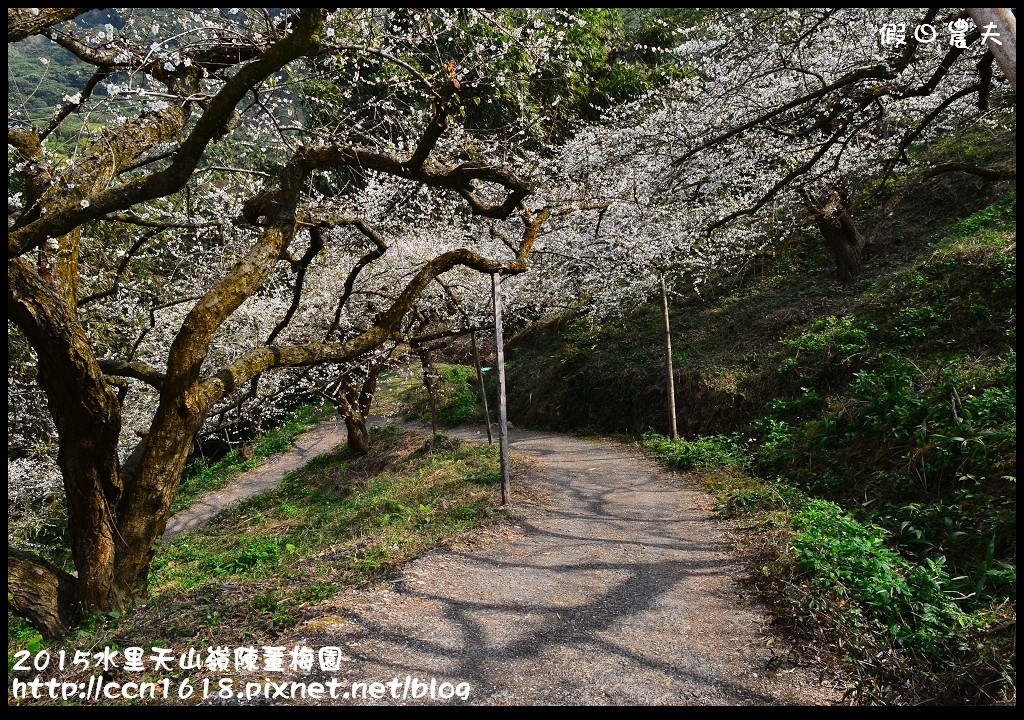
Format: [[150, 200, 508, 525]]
[[507, 7, 1015, 317], [6, 8, 1015, 638], [6, 7, 600, 636]]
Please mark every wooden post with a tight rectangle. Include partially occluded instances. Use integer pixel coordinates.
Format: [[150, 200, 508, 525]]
[[470, 327, 493, 444], [492, 273, 511, 505], [660, 273, 678, 441]]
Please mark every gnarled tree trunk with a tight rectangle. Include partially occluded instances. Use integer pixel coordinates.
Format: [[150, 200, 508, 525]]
[[818, 211, 864, 282], [329, 351, 392, 457], [344, 415, 371, 456], [8, 549, 82, 639], [805, 188, 866, 282], [8, 257, 125, 629]]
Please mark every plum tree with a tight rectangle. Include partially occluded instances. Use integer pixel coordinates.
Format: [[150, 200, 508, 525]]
[[7, 7, 573, 637], [6, 7, 1015, 640]]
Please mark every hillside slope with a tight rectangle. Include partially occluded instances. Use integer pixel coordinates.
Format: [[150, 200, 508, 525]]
[[504, 172, 1016, 703]]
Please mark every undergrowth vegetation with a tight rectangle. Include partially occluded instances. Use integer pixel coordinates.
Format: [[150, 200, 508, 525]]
[[172, 403, 330, 514], [7, 402, 330, 578], [401, 363, 486, 426]]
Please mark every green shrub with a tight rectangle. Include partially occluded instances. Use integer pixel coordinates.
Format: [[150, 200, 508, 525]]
[[891, 305, 939, 343], [718, 482, 806, 517], [203, 535, 283, 575], [642, 431, 750, 470], [404, 363, 482, 426], [750, 417, 798, 469], [784, 315, 875, 364], [789, 500, 967, 656], [436, 364, 480, 425]]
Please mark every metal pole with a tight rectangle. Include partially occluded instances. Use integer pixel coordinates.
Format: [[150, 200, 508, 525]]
[[492, 273, 511, 504], [660, 273, 678, 441], [470, 327, 493, 444]]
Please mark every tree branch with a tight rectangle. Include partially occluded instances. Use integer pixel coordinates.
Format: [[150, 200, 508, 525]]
[[328, 218, 389, 337], [8, 548, 81, 639], [97, 359, 165, 390], [708, 126, 848, 231], [919, 162, 1016, 182], [200, 246, 537, 410], [266, 226, 325, 344], [79, 229, 161, 306], [405, 83, 457, 170], [8, 7, 91, 43], [8, 8, 325, 258], [9, 108, 187, 249], [271, 144, 531, 221], [100, 213, 221, 230]]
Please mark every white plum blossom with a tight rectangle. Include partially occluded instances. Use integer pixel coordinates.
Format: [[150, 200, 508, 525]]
[[7, 8, 1012, 544]]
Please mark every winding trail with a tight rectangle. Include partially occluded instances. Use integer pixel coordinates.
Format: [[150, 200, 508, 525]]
[[162, 419, 349, 542], [276, 425, 836, 705]]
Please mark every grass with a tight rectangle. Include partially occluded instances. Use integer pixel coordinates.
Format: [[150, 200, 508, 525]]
[[171, 402, 329, 513], [9, 424, 510, 700], [642, 431, 749, 471], [398, 362, 487, 426], [154, 424, 506, 638]]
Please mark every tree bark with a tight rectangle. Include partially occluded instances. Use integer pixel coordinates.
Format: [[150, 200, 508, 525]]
[[817, 209, 865, 282], [344, 414, 371, 456], [8, 550, 83, 639], [8, 258, 123, 614], [805, 188, 866, 283], [968, 8, 1017, 90]]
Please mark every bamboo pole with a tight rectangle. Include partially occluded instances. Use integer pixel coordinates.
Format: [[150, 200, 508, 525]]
[[492, 273, 511, 504], [660, 273, 678, 441]]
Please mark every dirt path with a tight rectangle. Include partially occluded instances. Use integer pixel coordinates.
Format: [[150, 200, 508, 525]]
[[282, 426, 836, 705], [162, 419, 349, 542]]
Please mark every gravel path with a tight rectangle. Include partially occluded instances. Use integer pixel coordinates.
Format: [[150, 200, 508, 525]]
[[284, 426, 836, 705], [162, 419, 349, 542]]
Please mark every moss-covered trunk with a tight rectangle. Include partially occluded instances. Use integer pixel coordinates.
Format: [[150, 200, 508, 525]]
[[8, 258, 127, 632]]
